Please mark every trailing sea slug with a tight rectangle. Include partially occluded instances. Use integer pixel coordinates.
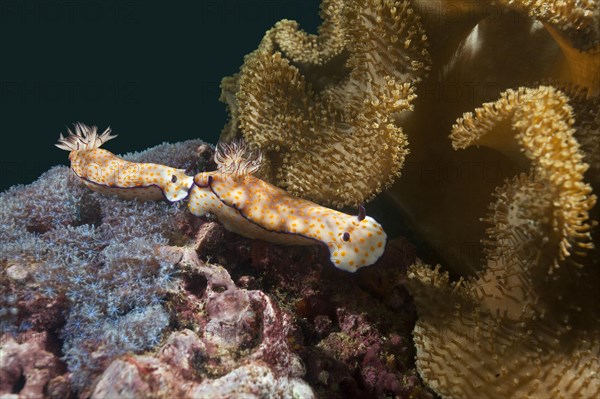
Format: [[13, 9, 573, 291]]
[[188, 141, 387, 272], [56, 123, 194, 202]]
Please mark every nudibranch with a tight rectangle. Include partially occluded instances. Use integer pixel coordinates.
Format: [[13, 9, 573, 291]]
[[56, 123, 194, 202], [56, 125, 387, 272], [188, 141, 387, 272]]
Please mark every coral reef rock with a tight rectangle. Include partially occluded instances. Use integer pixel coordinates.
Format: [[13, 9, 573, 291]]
[[0, 140, 211, 395], [0, 331, 67, 399], [199, 230, 434, 399], [92, 247, 314, 399], [1, 136, 434, 398]]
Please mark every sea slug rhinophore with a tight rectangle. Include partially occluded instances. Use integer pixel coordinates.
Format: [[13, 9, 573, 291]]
[[188, 141, 387, 272], [57, 125, 387, 272], [56, 123, 194, 202]]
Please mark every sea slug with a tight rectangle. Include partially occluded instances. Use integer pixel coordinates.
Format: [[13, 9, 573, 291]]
[[188, 141, 387, 272], [56, 123, 194, 202], [57, 125, 387, 271]]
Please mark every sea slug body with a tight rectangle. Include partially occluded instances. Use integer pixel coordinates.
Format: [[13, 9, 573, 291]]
[[56, 123, 194, 202], [188, 141, 387, 272]]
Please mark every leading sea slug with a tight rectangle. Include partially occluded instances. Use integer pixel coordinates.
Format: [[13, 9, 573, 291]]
[[189, 141, 387, 272], [57, 124, 387, 272]]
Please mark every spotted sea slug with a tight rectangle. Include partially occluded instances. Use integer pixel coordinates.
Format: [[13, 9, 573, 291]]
[[57, 125, 387, 272], [188, 141, 387, 272], [55, 123, 194, 202]]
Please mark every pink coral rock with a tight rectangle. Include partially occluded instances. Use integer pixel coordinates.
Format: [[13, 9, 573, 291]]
[[0, 332, 65, 399], [91, 248, 314, 398]]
